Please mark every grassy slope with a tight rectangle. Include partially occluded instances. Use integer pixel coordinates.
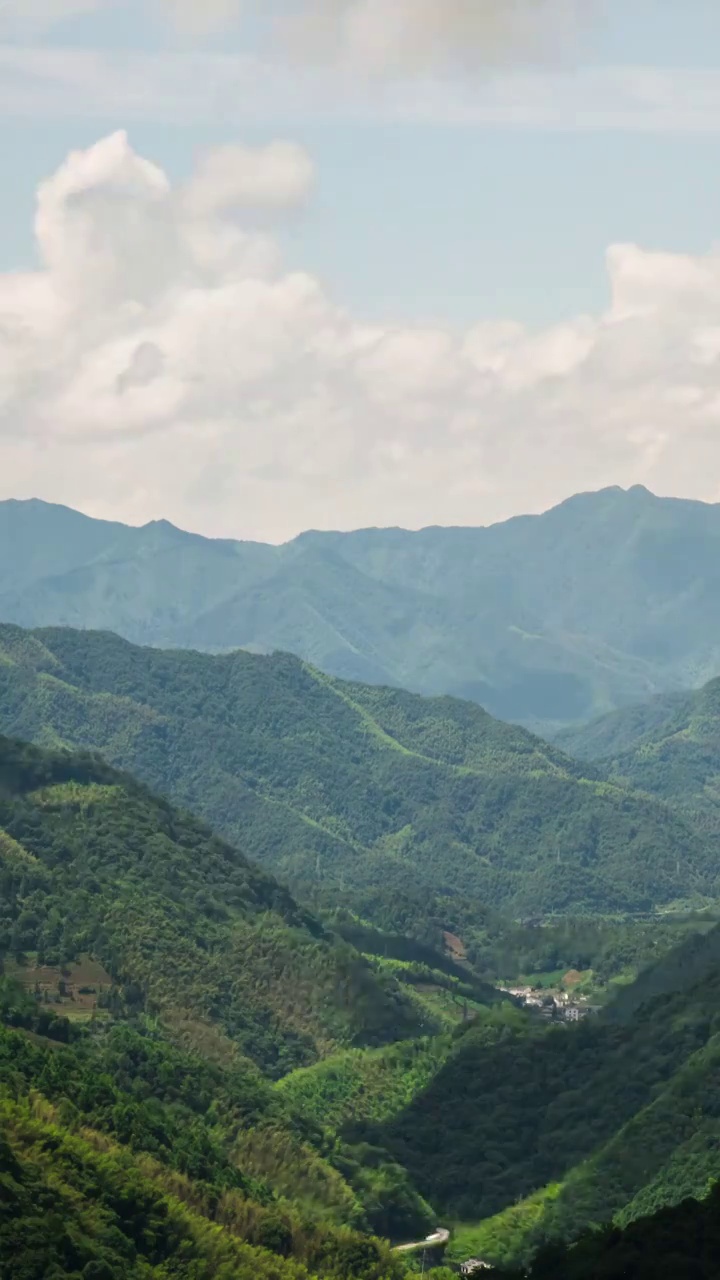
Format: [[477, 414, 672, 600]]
[[6, 485, 720, 731], [0, 624, 714, 922]]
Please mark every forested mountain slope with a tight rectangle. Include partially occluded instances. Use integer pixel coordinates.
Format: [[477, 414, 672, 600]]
[[0, 975, 440, 1279], [491, 1181, 720, 1280], [600, 908, 720, 1023], [553, 690, 690, 761], [555, 675, 720, 836], [3, 732, 720, 1276], [0, 625, 714, 921], [0, 734, 426, 1074], [5, 485, 720, 729], [350, 922, 720, 1268]]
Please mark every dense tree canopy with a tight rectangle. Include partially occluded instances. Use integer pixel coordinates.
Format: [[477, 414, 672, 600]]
[[0, 624, 714, 931]]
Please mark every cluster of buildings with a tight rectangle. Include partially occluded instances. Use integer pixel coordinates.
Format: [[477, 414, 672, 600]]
[[499, 984, 599, 1021]]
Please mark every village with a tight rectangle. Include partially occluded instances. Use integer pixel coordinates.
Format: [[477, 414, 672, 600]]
[[497, 972, 601, 1022]]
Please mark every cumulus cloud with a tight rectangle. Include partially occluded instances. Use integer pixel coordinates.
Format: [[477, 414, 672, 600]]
[[2, 131, 720, 541]]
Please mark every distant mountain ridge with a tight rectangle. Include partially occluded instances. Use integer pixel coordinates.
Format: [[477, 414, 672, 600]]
[[4, 485, 720, 728]]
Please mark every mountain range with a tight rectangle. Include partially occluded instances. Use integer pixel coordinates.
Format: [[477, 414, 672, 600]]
[[5, 484, 720, 729], [0, 623, 714, 925], [6, 486, 720, 1276]]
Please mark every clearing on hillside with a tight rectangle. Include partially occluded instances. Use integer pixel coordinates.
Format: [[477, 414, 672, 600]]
[[7, 953, 112, 1020]]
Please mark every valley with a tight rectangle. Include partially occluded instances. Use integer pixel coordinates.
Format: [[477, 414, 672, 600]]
[[3, 0, 719, 1260], [3, 497, 720, 1278]]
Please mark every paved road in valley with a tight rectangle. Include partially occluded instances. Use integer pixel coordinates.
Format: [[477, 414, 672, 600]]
[[393, 1228, 450, 1254]]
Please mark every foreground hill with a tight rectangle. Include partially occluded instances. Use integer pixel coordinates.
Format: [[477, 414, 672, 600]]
[[492, 1181, 720, 1279], [5, 485, 720, 729], [0, 734, 425, 1074], [555, 676, 720, 836], [0, 625, 714, 922], [0, 970, 443, 1279]]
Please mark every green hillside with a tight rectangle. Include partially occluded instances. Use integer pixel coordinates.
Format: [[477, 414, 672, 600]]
[[0, 625, 714, 922], [490, 1181, 720, 1280], [0, 733, 456, 1274], [600, 911, 720, 1024], [555, 676, 720, 836], [182, 915, 720, 1273], [3, 728, 720, 1275], [0, 978, 439, 1280], [0, 733, 428, 1074], [361, 923, 720, 1269], [553, 691, 689, 761], [277, 1036, 455, 1134], [5, 485, 720, 730]]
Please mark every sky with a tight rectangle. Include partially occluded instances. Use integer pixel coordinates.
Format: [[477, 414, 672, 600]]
[[2, 0, 720, 541]]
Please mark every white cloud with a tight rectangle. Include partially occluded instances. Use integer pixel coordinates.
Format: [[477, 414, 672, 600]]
[[182, 142, 315, 217], [2, 131, 720, 541]]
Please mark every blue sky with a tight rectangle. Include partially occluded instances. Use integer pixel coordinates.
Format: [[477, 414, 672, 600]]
[[2, 1, 720, 540], [4, 1, 720, 327]]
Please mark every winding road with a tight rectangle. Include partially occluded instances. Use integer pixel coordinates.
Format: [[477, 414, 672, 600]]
[[393, 1228, 450, 1254]]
